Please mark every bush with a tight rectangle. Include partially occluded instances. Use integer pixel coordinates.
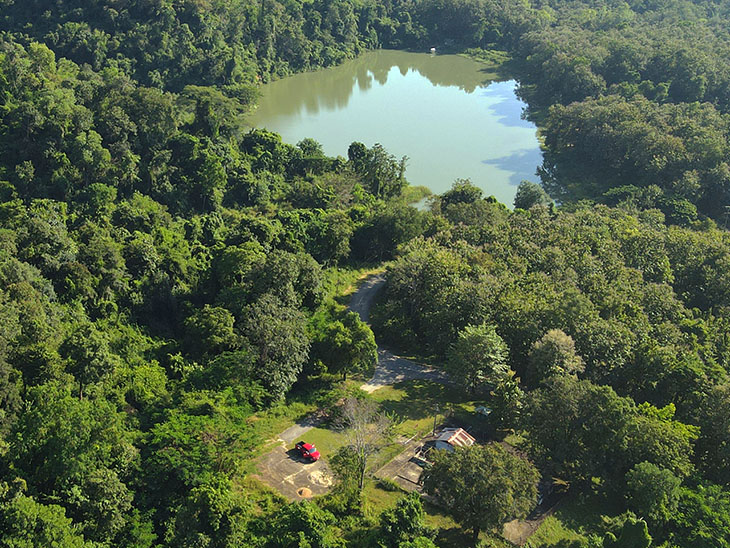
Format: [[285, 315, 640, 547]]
[[377, 478, 403, 492]]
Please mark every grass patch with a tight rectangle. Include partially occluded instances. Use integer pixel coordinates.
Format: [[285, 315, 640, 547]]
[[423, 501, 487, 547], [249, 401, 317, 449], [525, 515, 587, 547], [369, 439, 409, 472], [305, 426, 348, 458], [423, 500, 515, 548], [462, 47, 511, 66], [235, 476, 287, 514], [526, 489, 624, 547], [371, 380, 485, 439], [363, 479, 403, 516], [503, 431, 527, 448], [399, 185, 432, 205]]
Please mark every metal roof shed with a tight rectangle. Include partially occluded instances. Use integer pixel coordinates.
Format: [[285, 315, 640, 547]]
[[433, 427, 476, 452]]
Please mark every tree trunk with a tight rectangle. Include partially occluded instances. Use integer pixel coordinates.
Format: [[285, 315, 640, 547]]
[[472, 526, 480, 546]]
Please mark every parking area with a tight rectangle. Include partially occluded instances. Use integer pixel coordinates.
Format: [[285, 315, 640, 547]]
[[255, 440, 333, 500]]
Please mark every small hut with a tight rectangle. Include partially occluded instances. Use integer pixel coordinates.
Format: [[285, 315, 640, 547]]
[[433, 428, 475, 452]]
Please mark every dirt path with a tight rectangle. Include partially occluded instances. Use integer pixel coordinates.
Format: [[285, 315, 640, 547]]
[[259, 273, 447, 498], [350, 274, 448, 393], [348, 273, 386, 323], [276, 273, 447, 439]]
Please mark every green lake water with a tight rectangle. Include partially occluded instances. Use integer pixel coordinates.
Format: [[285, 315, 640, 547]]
[[248, 50, 542, 206]]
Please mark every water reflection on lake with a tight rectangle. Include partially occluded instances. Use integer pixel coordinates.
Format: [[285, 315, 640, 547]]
[[248, 50, 542, 206]]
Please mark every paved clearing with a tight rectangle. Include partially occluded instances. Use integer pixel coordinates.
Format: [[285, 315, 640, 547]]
[[256, 442, 332, 500], [374, 435, 429, 493]]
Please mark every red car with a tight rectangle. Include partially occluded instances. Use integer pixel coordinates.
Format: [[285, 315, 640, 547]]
[[295, 441, 321, 461]]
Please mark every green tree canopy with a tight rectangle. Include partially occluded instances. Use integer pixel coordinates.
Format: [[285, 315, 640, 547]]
[[243, 293, 310, 399], [513, 181, 552, 210], [0, 485, 92, 548], [267, 502, 345, 548], [527, 329, 585, 387], [625, 462, 681, 525], [379, 492, 432, 547], [422, 444, 539, 545], [446, 323, 510, 393]]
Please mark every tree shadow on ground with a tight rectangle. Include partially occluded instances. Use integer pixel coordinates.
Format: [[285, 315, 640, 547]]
[[376, 380, 469, 421], [434, 526, 475, 547], [554, 488, 623, 537]]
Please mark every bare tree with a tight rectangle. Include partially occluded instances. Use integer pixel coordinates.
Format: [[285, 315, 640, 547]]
[[335, 397, 395, 491]]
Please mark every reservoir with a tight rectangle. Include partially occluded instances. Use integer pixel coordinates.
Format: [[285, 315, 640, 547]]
[[248, 50, 542, 206]]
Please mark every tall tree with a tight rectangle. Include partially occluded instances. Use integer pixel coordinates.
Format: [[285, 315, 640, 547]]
[[0, 485, 91, 548], [422, 444, 539, 546], [603, 516, 652, 548], [446, 323, 510, 393], [513, 181, 552, 210], [625, 462, 681, 525], [60, 323, 119, 399], [267, 502, 345, 548], [524, 377, 633, 482], [694, 383, 730, 486], [243, 293, 310, 399], [526, 329, 584, 387], [379, 492, 432, 547], [183, 305, 239, 359], [335, 397, 394, 491], [312, 310, 377, 381]]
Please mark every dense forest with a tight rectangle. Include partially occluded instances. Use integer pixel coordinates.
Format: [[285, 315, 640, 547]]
[[0, 0, 729, 547]]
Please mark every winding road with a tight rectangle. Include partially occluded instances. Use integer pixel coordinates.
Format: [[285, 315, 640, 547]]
[[349, 274, 447, 392], [277, 274, 446, 442], [260, 274, 447, 500]]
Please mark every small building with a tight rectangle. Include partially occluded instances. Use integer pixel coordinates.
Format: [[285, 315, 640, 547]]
[[433, 427, 476, 452]]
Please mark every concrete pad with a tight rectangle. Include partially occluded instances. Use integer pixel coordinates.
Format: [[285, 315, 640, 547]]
[[278, 415, 322, 443], [255, 441, 332, 501], [398, 461, 424, 484]]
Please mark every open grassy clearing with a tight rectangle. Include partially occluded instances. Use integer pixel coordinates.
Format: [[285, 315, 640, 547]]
[[370, 380, 490, 440], [249, 374, 556, 546], [290, 379, 486, 470], [363, 380, 503, 545]]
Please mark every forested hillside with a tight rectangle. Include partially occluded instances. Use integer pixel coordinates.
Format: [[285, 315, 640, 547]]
[[0, 34, 421, 547], [4, 0, 730, 219], [0, 0, 535, 89], [0, 0, 729, 546], [376, 185, 730, 545]]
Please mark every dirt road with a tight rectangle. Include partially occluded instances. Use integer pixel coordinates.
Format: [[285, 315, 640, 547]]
[[256, 274, 447, 499], [348, 273, 386, 323], [350, 274, 448, 392]]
